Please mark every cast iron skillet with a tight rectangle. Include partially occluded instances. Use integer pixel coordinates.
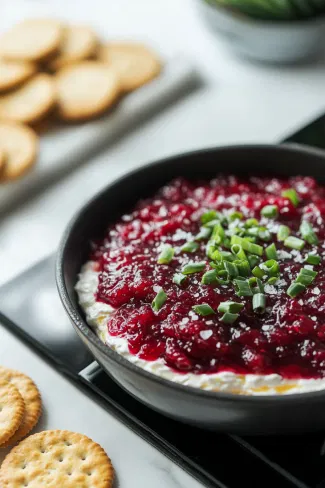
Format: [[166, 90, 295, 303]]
[[56, 144, 325, 434]]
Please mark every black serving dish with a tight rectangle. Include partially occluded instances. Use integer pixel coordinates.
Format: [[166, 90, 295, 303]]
[[57, 143, 325, 434]]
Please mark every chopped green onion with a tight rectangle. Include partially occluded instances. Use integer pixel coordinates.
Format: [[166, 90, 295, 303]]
[[231, 235, 263, 256], [300, 220, 319, 246], [229, 211, 243, 221], [261, 205, 278, 219], [247, 255, 260, 268], [295, 267, 317, 286], [267, 277, 278, 285], [211, 223, 225, 243], [249, 277, 264, 293], [181, 261, 206, 275], [265, 243, 278, 260], [287, 282, 306, 298], [252, 266, 265, 279], [173, 273, 187, 286], [152, 288, 167, 312], [255, 278, 264, 293], [258, 229, 272, 242], [224, 261, 238, 278], [261, 259, 280, 277], [195, 227, 212, 241], [284, 236, 305, 251], [201, 269, 218, 285], [180, 241, 199, 253], [220, 312, 239, 324], [231, 244, 247, 261], [236, 260, 251, 277], [203, 219, 221, 229], [252, 293, 266, 314], [157, 245, 175, 264], [201, 210, 218, 224], [245, 227, 259, 237], [192, 304, 215, 316], [218, 301, 244, 314], [245, 218, 259, 228], [277, 225, 291, 241], [220, 251, 235, 262], [282, 188, 299, 207], [305, 253, 321, 265], [234, 279, 253, 297], [223, 237, 231, 249]]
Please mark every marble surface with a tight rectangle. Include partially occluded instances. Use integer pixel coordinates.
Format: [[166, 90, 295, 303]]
[[1, 0, 325, 486]]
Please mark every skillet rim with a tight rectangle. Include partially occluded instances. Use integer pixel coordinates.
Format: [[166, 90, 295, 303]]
[[56, 143, 325, 405]]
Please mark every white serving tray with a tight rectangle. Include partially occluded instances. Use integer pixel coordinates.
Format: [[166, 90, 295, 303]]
[[0, 57, 199, 214]]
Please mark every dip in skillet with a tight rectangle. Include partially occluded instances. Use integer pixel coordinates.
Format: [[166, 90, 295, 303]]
[[76, 175, 325, 395]]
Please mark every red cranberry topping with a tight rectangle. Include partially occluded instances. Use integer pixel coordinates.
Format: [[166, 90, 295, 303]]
[[90, 176, 325, 379]]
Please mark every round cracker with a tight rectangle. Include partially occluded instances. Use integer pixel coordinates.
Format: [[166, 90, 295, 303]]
[[55, 61, 120, 121], [0, 430, 114, 488], [98, 42, 161, 92], [48, 25, 98, 71], [0, 368, 41, 447], [0, 381, 24, 446], [0, 59, 36, 92], [0, 121, 38, 182], [0, 73, 56, 124], [0, 19, 62, 62]]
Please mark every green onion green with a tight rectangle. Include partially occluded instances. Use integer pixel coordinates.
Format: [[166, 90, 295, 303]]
[[157, 245, 175, 264], [192, 304, 215, 316], [181, 261, 206, 275], [224, 261, 239, 278], [305, 253, 321, 265], [299, 220, 319, 245], [173, 273, 187, 287], [261, 259, 280, 277], [277, 225, 290, 241], [234, 279, 253, 297], [284, 236, 305, 251], [245, 218, 259, 228], [152, 288, 167, 312], [201, 210, 218, 224], [231, 244, 247, 261], [252, 266, 265, 279], [261, 205, 278, 219], [201, 269, 218, 285], [287, 282, 306, 298], [252, 293, 266, 314], [281, 188, 299, 207], [229, 211, 243, 221], [195, 227, 212, 241], [220, 312, 239, 324], [247, 255, 260, 268], [265, 243, 278, 260], [231, 235, 263, 256], [180, 241, 199, 253], [218, 301, 244, 314]]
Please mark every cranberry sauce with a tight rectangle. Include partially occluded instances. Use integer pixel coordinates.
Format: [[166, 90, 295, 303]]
[[91, 176, 325, 378]]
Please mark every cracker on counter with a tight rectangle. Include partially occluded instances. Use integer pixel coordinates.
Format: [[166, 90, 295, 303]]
[[0, 381, 24, 446], [0, 430, 114, 488], [98, 42, 161, 92], [0, 368, 41, 447], [0, 73, 56, 124], [48, 25, 98, 71], [0, 121, 38, 182], [0, 59, 36, 92], [0, 19, 63, 62], [55, 61, 120, 121]]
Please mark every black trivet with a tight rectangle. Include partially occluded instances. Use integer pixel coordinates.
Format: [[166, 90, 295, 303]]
[[2, 113, 325, 488]]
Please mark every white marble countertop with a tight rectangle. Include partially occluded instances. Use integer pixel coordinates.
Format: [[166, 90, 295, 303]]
[[1, 0, 325, 486]]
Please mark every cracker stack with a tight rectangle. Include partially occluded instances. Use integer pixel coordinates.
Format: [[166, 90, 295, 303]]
[[0, 365, 114, 487], [0, 18, 161, 182]]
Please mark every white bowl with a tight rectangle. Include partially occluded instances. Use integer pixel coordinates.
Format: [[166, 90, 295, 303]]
[[197, 0, 325, 63]]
